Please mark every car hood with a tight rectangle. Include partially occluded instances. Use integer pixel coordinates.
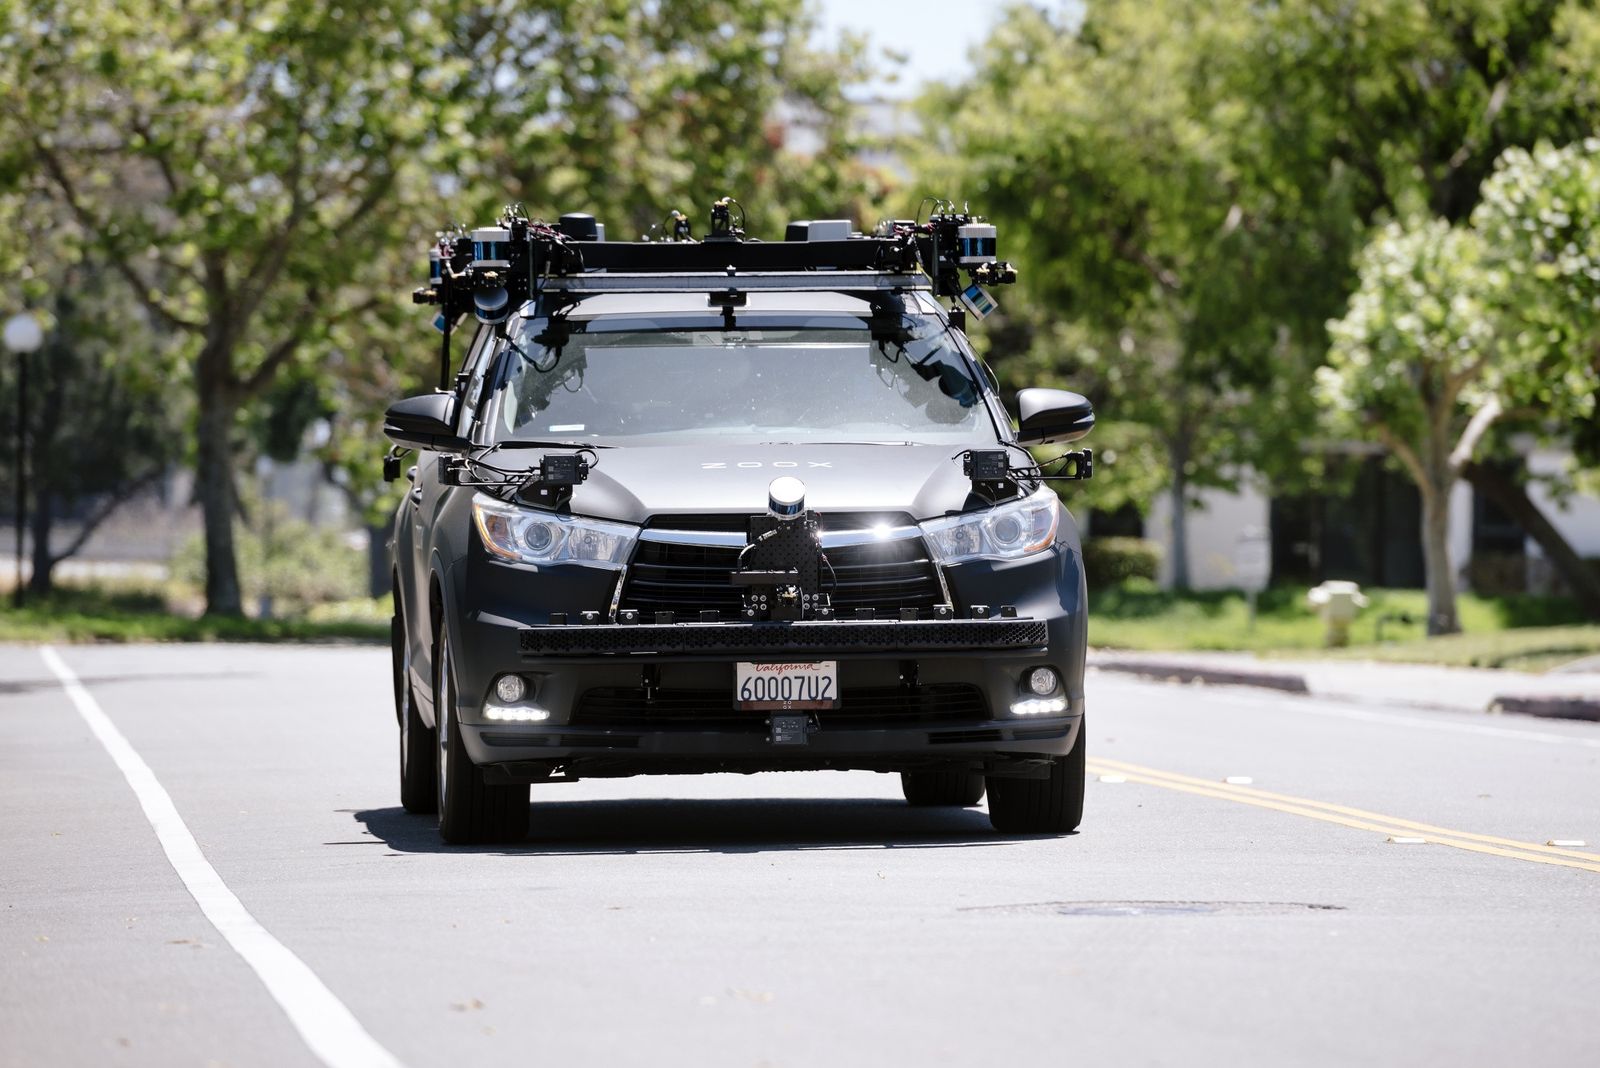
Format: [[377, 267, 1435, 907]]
[[558, 442, 989, 525]]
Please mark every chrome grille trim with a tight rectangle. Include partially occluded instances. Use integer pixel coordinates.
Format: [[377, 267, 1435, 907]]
[[638, 528, 747, 548], [639, 524, 923, 549]]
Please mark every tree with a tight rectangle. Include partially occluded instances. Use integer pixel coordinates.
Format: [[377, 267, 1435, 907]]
[[1321, 138, 1600, 632], [911, 1, 1352, 588], [1267, 1, 1600, 608], [1321, 220, 1501, 634], [0, 169, 183, 597], [1, 2, 876, 617], [2, 0, 473, 615], [1465, 138, 1600, 617], [916, 0, 1600, 593], [452, 0, 876, 238], [1324, 139, 1600, 633], [1245, 0, 1600, 226], [2, 282, 183, 596]]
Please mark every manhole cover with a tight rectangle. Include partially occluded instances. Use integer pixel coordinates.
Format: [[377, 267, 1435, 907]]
[[962, 900, 1346, 917]]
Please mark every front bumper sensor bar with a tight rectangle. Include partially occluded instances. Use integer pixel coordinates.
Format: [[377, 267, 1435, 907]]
[[519, 617, 1048, 657]]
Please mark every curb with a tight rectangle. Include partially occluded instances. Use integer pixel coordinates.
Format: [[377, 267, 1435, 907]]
[[1490, 695, 1600, 723], [1092, 656, 1600, 722], [1093, 660, 1309, 694]]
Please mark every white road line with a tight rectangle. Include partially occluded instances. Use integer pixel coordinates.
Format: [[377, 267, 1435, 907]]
[[1092, 675, 1600, 749], [40, 646, 403, 1068]]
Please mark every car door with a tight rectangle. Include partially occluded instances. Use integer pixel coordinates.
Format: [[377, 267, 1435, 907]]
[[405, 324, 494, 722]]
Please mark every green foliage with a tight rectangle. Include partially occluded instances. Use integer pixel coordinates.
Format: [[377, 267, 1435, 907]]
[[1240, 0, 1600, 224], [0, 175, 184, 589], [918, 0, 1600, 521], [0, 584, 388, 643], [1, 0, 481, 610], [1320, 216, 1497, 632], [1046, 417, 1168, 520], [310, 0, 879, 526], [171, 494, 368, 613], [305, 597, 393, 626], [1319, 626, 1600, 672], [453, 0, 875, 237], [1082, 537, 1162, 588], [1472, 139, 1600, 434], [4, 0, 461, 347], [1088, 584, 1588, 657], [1466, 552, 1531, 597], [0, 274, 183, 539], [1320, 219, 1499, 447], [0, 0, 874, 609], [1321, 139, 1600, 631], [911, 1, 1364, 500]]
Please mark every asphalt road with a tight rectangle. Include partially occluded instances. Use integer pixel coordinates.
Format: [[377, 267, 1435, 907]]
[[4, 642, 1599, 1068]]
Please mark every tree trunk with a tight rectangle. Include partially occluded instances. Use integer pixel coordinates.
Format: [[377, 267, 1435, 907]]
[[28, 489, 53, 597], [195, 367, 243, 616], [27, 326, 68, 599], [1462, 460, 1600, 621], [1167, 436, 1191, 591], [1419, 483, 1460, 635]]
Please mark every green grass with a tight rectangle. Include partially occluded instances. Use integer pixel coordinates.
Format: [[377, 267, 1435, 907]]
[[0, 586, 389, 644], [1088, 581, 1598, 670], [1315, 626, 1600, 672]]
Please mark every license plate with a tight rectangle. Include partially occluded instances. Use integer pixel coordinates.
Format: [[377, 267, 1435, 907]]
[[736, 661, 839, 710]]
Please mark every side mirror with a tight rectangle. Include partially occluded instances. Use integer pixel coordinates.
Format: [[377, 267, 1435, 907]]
[[1015, 387, 1095, 445], [383, 393, 470, 453]]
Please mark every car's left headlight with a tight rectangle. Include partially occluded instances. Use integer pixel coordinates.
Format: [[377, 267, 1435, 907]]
[[920, 483, 1060, 565], [471, 493, 637, 568]]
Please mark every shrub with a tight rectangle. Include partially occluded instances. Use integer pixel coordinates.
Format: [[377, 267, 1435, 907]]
[[1467, 552, 1527, 596], [1082, 536, 1162, 587], [173, 497, 367, 615]]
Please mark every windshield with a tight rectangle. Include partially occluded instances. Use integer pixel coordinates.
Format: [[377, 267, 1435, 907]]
[[483, 314, 998, 446]]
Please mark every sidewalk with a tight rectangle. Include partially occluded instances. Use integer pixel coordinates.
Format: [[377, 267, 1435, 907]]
[[1088, 649, 1600, 721]]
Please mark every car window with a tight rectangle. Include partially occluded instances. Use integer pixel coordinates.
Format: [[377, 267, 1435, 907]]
[[456, 326, 495, 439], [486, 316, 997, 446]]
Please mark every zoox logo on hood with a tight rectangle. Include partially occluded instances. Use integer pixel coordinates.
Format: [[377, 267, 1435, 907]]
[[701, 461, 835, 469]]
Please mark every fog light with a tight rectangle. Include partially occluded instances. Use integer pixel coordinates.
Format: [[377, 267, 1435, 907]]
[[494, 674, 527, 703], [483, 705, 550, 723], [1026, 667, 1058, 696], [1010, 696, 1069, 716]]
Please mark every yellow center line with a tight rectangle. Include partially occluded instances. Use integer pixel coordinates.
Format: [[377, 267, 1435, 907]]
[[1090, 756, 1600, 863], [1086, 758, 1600, 876]]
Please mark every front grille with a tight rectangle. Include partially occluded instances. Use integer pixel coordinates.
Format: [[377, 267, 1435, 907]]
[[929, 729, 1004, 745], [519, 618, 1049, 656], [620, 513, 943, 616], [572, 684, 989, 731]]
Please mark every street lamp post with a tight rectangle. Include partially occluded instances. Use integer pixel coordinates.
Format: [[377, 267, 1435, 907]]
[[4, 312, 44, 607]]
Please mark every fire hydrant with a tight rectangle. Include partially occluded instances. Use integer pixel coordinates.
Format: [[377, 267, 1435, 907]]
[[1307, 580, 1369, 648]]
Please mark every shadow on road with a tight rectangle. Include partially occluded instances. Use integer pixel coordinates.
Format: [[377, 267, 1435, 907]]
[[0, 671, 261, 697], [351, 797, 1062, 855]]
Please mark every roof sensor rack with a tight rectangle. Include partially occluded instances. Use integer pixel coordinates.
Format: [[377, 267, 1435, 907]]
[[410, 196, 1019, 386]]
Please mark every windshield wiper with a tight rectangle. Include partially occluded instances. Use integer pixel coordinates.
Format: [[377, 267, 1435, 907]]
[[763, 440, 924, 446], [480, 439, 613, 452]]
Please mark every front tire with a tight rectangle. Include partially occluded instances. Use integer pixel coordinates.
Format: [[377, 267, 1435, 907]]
[[435, 627, 529, 844], [986, 719, 1086, 834], [901, 768, 985, 806], [394, 613, 437, 813]]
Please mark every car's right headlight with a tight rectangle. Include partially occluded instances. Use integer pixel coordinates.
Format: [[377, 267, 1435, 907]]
[[920, 483, 1060, 565], [471, 493, 637, 568]]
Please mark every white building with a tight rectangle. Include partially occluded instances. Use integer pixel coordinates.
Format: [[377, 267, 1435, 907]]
[[1138, 452, 1600, 594]]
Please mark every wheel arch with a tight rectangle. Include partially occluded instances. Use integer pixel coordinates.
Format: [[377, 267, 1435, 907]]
[[426, 551, 471, 717]]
